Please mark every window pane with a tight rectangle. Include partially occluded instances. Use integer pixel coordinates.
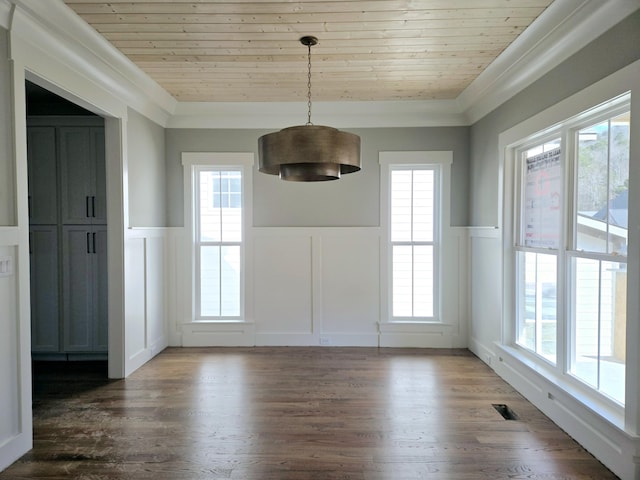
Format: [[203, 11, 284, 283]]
[[571, 258, 626, 404], [200, 246, 221, 316], [413, 245, 434, 317], [576, 114, 629, 255], [220, 246, 241, 317], [522, 146, 562, 249], [392, 245, 434, 318], [517, 252, 557, 363], [391, 169, 434, 242], [391, 170, 412, 242], [392, 245, 413, 317], [200, 170, 242, 242], [200, 245, 241, 317], [412, 170, 434, 242]]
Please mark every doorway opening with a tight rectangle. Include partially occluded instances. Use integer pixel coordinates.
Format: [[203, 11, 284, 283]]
[[26, 81, 108, 378]]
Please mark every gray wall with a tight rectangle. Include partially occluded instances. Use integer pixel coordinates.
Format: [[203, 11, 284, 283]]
[[0, 27, 14, 225], [127, 107, 167, 227], [165, 126, 469, 227], [469, 9, 640, 226]]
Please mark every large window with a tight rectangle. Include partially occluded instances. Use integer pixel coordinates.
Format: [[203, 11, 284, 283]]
[[183, 153, 253, 322], [513, 96, 629, 405]]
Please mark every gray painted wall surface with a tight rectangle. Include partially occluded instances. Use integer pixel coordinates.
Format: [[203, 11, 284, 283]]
[[127, 108, 167, 227], [165, 126, 469, 227], [0, 27, 15, 225], [469, 10, 640, 226]]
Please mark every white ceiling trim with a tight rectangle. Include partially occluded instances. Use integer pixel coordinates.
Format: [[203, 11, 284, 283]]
[[459, 0, 640, 124], [3, 0, 639, 128], [10, 0, 176, 125], [169, 99, 467, 129]]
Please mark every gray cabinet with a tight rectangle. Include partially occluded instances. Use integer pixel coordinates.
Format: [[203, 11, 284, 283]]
[[61, 225, 108, 352], [29, 226, 59, 352], [27, 127, 58, 224], [27, 117, 107, 356], [59, 126, 106, 225]]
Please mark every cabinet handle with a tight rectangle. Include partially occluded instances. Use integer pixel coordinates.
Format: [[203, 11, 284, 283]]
[[93, 232, 97, 254], [92, 196, 96, 218], [29, 232, 32, 254], [28, 195, 32, 219], [86, 232, 91, 254], [86, 196, 90, 218]]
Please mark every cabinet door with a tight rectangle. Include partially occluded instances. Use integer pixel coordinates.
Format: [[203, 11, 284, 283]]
[[59, 127, 92, 224], [91, 128, 107, 224], [30, 226, 59, 352], [62, 226, 93, 351], [92, 226, 108, 351], [27, 127, 58, 224]]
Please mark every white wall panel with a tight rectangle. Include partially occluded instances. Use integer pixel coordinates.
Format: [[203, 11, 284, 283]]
[[0, 246, 19, 459], [0, 241, 31, 471], [253, 234, 313, 338], [124, 229, 170, 373], [321, 232, 379, 344], [146, 235, 166, 351], [125, 237, 146, 363]]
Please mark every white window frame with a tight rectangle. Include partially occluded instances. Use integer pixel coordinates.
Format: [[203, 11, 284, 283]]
[[379, 151, 452, 324], [499, 61, 639, 428], [182, 152, 254, 323]]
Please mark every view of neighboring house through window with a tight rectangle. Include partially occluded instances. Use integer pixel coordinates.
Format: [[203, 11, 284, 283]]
[[513, 98, 629, 405], [516, 142, 562, 364], [570, 111, 629, 403]]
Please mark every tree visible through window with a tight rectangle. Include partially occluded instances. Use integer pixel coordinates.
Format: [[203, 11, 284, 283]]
[[513, 102, 629, 405]]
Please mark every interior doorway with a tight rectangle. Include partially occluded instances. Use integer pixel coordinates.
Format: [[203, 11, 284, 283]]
[[25, 81, 108, 375]]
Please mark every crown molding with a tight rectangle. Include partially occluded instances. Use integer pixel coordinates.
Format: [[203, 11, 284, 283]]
[[169, 99, 468, 129], [3, 0, 639, 128], [458, 0, 640, 124], [8, 0, 176, 125]]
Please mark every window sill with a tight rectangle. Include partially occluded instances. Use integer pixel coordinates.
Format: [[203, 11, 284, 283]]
[[494, 342, 625, 432]]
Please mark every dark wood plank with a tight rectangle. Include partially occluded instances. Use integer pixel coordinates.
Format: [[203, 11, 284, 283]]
[[1, 348, 618, 479]]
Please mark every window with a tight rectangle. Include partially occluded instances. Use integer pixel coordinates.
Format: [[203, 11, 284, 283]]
[[512, 96, 629, 405], [380, 151, 450, 323], [197, 168, 242, 318], [515, 141, 562, 364], [569, 110, 629, 404], [182, 153, 253, 322]]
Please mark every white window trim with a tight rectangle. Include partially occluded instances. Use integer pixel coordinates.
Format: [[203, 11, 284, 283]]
[[499, 60, 640, 431], [182, 152, 254, 324], [379, 151, 452, 326]]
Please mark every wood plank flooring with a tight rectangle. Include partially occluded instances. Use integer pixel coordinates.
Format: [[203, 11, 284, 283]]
[[2, 348, 618, 479]]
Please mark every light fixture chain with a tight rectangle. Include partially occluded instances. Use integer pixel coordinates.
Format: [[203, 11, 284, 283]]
[[306, 42, 313, 125]]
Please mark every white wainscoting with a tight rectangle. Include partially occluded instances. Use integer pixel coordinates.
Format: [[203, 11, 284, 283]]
[[172, 226, 470, 348], [0, 228, 32, 471], [123, 228, 170, 375], [466, 226, 640, 480]]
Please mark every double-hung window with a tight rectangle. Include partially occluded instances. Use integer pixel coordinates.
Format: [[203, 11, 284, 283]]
[[512, 95, 630, 405], [182, 153, 253, 322], [381, 151, 450, 323]]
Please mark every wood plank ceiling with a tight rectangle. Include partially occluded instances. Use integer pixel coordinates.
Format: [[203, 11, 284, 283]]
[[62, 0, 554, 103]]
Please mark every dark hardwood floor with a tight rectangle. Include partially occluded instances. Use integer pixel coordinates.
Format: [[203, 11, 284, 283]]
[[2, 348, 617, 479]]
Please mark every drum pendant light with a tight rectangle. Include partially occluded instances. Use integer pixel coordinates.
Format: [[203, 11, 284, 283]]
[[258, 36, 361, 181]]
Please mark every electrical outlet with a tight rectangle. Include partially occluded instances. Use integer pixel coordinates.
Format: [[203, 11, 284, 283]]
[[0, 256, 13, 277], [320, 336, 331, 346]]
